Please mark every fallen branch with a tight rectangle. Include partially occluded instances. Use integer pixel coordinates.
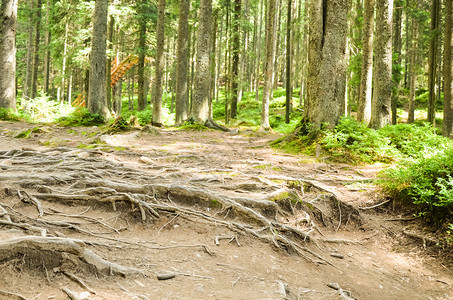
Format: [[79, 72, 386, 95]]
[[358, 200, 391, 211]]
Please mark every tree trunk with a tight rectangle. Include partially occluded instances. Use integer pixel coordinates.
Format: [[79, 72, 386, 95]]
[[175, 0, 190, 124], [152, 0, 166, 126], [260, 0, 277, 130], [254, 0, 264, 103], [305, 0, 349, 129], [88, 0, 109, 119], [407, 17, 418, 124], [285, 0, 292, 124], [427, 0, 440, 124], [391, 0, 403, 125], [370, 0, 393, 129], [106, 15, 114, 110], [60, 21, 68, 103], [357, 0, 374, 125], [23, 0, 34, 100], [230, 0, 241, 120], [443, 0, 453, 137], [191, 0, 212, 123], [137, 18, 146, 111], [0, 0, 17, 110], [31, 0, 42, 99], [43, 0, 51, 95]]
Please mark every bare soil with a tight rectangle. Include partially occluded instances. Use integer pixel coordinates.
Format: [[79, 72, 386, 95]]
[[0, 120, 452, 300]]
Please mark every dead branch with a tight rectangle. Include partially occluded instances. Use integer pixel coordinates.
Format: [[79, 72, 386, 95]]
[[358, 200, 391, 210]]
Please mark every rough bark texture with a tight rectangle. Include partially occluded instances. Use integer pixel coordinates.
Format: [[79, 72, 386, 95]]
[[391, 0, 403, 125], [152, 0, 166, 126], [306, 0, 349, 129], [443, 0, 453, 137], [408, 18, 418, 124], [428, 0, 440, 124], [357, 0, 374, 125], [285, 0, 292, 124], [191, 0, 212, 123], [43, 0, 51, 95], [88, 0, 109, 119], [230, 0, 241, 120], [31, 0, 42, 99], [370, 0, 393, 129], [23, 0, 34, 99], [137, 20, 146, 111], [175, 0, 190, 124], [0, 0, 17, 110], [260, 0, 277, 130]]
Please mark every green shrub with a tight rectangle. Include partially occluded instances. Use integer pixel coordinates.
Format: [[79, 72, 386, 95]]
[[57, 108, 104, 126], [380, 148, 453, 227], [0, 108, 22, 121]]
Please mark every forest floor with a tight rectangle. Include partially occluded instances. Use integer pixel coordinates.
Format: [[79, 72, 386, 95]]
[[0, 120, 452, 300]]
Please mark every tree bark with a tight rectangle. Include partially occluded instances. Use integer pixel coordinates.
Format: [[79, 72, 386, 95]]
[[31, 0, 42, 99], [305, 0, 349, 129], [191, 0, 212, 123], [0, 0, 17, 109], [407, 17, 418, 124], [175, 0, 190, 124], [106, 15, 114, 110], [443, 0, 453, 137], [152, 0, 165, 126], [254, 0, 264, 103], [137, 15, 146, 111], [370, 0, 393, 129], [391, 0, 403, 125], [23, 0, 34, 99], [260, 0, 277, 130], [357, 0, 374, 125], [230, 0, 241, 120], [88, 0, 109, 119], [285, 0, 292, 124], [43, 0, 51, 95], [427, 0, 440, 124]]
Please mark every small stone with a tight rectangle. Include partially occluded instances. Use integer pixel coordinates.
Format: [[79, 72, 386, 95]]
[[157, 272, 176, 280], [139, 156, 154, 164]]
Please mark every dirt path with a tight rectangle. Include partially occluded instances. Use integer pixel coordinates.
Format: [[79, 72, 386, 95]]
[[0, 121, 452, 300]]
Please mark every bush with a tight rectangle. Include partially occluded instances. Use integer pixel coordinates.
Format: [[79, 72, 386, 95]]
[[0, 108, 22, 121], [380, 148, 453, 228], [57, 108, 104, 127]]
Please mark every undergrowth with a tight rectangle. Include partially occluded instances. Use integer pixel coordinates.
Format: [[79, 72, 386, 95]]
[[57, 108, 104, 127]]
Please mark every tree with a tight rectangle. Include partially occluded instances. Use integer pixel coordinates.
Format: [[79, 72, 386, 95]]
[[43, 0, 51, 95], [370, 0, 393, 129], [230, 0, 241, 120], [175, 0, 190, 124], [443, 0, 453, 137], [191, 0, 212, 123], [0, 0, 17, 110], [88, 0, 109, 119], [357, 0, 374, 125], [152, 0, 165, 126], [260, 0, 277, 130], [407, 16, 418, 124], [392, 0, 403, 125], [428, 0, 440, 124], [31, 0, 42, 99], [285, 0, 292, 124], [304, 0, 349, 130]]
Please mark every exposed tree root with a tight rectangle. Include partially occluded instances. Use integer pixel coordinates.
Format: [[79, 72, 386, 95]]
[[0, 236, 141, 276]]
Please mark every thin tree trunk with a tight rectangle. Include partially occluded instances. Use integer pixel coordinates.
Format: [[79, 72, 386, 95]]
[[61, 21, 68, 103], [391, 0, 403, 124], [230, 0, 241, 119], [152, 0, 166, 126], [285, 0, 292, 124], [106, 15, 114, 110], [137, 18, 146, 111], [0, 0, 17, 109], [408, 18, 418, 124], [357, 0, 374, 124], [175, 0, 190, 124], [238, 0, 248, 102], [443, 0, 453, 137], [427, 0, 440, 124], [260, 0, 277, 130], [88, 0, 109, 119], [23, 0, 34, 99], [43, 0, 51, 95], [254, 0, 264, 103], [370, 0, 393, 129], [31, 0, 42, 99]]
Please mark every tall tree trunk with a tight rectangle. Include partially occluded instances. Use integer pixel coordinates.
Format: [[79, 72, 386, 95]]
[[238, 0, 248, 101], [357, 0, 374, 125], [23, 0, 34, 99], [106, 15, 114, 110], [427, 0, 440, 124], [305, 0, 349, 129], [175, 0, 190, 124], [0, 0, 17, 109], [152, 0, 165, 126], [254, 0, 264, 103], [88, 0, 109, 119], [60, 21, 68, 103], [137, 17, 146, 111], [408, 17, 418, 124], [443, 0, 453, 137], [285, 0, 292, 124], [230, 0, 241, 119], [370, 0, 393, 129], [391, 0, 403, 124], [31, 0, 42, 99], [43, 0, 51, 95], [191, 0, 212, 123], [260, 0, 277, 130]]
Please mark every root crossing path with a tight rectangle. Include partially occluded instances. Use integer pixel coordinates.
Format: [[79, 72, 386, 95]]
[[0, 122, 452, 299]]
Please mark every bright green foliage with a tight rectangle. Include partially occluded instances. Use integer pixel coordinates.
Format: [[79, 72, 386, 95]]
[[380, 148, 453, 228], [57, 108, 104, 127], [0, 108, 22, 121], [321, 117, 397, 163]]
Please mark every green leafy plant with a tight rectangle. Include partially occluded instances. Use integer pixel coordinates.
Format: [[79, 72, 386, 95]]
[[57, 108, 104, 127]]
